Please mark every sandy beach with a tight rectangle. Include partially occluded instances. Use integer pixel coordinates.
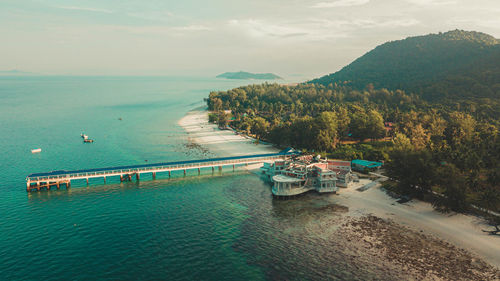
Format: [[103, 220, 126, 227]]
[[179, 107, 500, 279], [178, 107, 279, 157]]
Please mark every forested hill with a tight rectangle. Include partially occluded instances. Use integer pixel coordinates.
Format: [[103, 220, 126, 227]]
[[309, 30, 500, 101]]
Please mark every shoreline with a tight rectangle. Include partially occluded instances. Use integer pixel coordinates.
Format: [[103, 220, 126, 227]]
[[178, 106, 279, 157], [178, 107, 500, 275]]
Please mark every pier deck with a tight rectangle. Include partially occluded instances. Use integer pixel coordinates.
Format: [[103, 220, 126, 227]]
[[26, 151, 298, 192]]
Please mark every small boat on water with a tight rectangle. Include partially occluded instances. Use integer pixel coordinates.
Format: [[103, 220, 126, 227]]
[[31, 148, 42, 153], [83, 138, 94, 143], [81, 133, 89, 140]]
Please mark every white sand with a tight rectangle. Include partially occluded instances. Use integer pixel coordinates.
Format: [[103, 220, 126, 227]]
[[178, 107, 279, 157], [178, 107, 500, 269], [336, 180, 500, 268]]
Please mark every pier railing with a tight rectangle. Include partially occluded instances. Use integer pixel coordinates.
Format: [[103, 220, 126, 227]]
[[26, 151, 298, 191]]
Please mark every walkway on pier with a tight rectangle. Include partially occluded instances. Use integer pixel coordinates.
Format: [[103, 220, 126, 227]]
[[26, 150, 299, 191]]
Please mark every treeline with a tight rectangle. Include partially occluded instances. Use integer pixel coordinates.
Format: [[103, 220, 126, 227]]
[[207, 82, 500, 215]]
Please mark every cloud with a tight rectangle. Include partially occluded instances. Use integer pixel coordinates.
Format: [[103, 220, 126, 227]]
[[404, 0, 456, 6], [91, 23, 211, 35], [447, 18, 500, 31], [125, 11, 176, 22], [56, 6, 113, 13], [228, 17, 419, 41], [172, 24, 211, 31], [312, 0, 370, 8], [365, 18, 420, 28], [228, 19, 314, 39]]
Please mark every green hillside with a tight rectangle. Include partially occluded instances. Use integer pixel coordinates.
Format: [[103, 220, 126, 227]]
[[310, 30, 500, 101]]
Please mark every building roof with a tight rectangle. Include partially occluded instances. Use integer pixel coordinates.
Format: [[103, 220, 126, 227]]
[[273, 174, 305, 183], [327, 160, 351, 167], [311, 163, 328, 170], [351, 159, 383, 168], [331, 169, 350, 175]]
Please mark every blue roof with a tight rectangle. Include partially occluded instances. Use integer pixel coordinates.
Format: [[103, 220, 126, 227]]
[[28, 149, 300, 178], [351, 159, 383, 168]]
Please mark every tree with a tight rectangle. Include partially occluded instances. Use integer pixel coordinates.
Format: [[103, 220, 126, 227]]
[[445, 112, 476, 146], [409, 124, 430, 150], [386, 150, 437, 199], [314, 111, 339, 151], [392, 132, 412, 151], [217, 112, 228, 128], [336, 107, 351, 138], [366, 109, 386, 139], [433, 164, 468, 212], [350, 106, 369, 140], [251, 117, 269, 139]]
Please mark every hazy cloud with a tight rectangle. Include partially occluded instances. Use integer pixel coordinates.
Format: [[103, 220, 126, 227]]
[[228, 16, 418, 41], [447, 18, 500, 30], [172, 24, 211, 31], [404, 0, 456, 6], [126, 10, 175, 21], [228, 19, 310, 38], [312, 0, 370, 8], [55, 6, 113, 13], [97, 24, 211, 35]]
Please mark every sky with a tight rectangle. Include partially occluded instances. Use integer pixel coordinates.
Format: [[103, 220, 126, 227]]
[[1, 0, 500, 79]]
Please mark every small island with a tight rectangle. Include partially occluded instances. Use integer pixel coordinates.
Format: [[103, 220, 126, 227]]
[[216, 71, 282, 80]]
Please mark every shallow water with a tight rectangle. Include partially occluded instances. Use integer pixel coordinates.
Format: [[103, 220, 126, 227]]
[[0, 76, 373, 281]]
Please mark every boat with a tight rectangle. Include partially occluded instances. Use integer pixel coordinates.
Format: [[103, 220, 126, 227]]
[[83, 139, 94, 143], [81, 133, 88, 140], [31, 148, 42, 153]]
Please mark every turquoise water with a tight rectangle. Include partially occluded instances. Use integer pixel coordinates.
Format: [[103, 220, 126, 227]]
[[0, 76, 385, 281]]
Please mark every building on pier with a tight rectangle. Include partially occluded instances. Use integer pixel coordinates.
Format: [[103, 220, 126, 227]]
[[261, 155, 338, 197], [326, 160, 356, 188]]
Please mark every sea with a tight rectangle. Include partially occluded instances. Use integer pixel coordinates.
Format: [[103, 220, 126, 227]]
[[0, 76, 376, 281]]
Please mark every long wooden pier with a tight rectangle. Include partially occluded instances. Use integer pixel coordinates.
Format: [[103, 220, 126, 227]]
[[26, 150, 299, 192]]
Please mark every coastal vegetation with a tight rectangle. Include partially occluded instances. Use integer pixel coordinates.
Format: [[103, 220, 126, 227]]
[[206, 30, 500, 216]]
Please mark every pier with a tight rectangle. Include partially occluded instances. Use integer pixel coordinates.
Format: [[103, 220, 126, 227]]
[[26, 150, 299, 192]]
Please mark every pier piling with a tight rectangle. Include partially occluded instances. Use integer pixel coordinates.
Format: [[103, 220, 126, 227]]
[[26, 151, 299, 192]]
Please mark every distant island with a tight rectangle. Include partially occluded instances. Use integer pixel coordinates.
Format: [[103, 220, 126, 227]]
[[216, 71, 282, 80]]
